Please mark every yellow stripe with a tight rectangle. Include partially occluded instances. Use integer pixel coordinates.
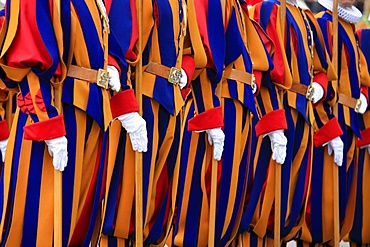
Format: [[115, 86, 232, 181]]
[[6, 137, 32, 246], [114, 135, 136, 238], [0, 109, 19, 242], [36, 150, 55, 246], [68, 109, 87, 242]]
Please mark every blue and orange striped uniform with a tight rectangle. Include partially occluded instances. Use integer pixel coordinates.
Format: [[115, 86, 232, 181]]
[[316, 11, 370, 243], [100, 0, 207, 246], [344, 28, 370, 246], [294, 10, 343, 247], [0, 0, 113, 246], [242, 1, 332, 245], [171, 0, 272, 245]]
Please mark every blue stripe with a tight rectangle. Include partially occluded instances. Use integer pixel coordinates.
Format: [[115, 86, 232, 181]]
[[102, 129, 127, 236], [1, 111, 27, 246], [22, 141, 45, 245], [62, 104, 77, 247]]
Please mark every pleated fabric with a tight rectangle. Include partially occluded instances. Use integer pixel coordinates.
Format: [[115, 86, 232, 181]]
[[239, 107, 312, 246]]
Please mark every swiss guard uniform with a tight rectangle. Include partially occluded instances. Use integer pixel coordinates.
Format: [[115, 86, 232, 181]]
[[171, 0, 272, 245], [344, 27, 370, 246], [245, 0, 334, 245], [0, 0, 114, 245], [315, 0, 370, 242], [100, 0, 206, 245]]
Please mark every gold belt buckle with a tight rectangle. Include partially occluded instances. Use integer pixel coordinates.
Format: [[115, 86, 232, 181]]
[[97, 69, 109, 89], [168, 67, 181, 85], [355, 98, 362, 113], [306, 85, 314, 101]]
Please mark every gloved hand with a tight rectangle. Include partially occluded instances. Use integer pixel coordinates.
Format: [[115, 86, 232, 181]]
[[107, 65, 121, 92], [357, 93, 368, 114], [323, 136, 343, 167], [0, 138, 8, 162], [309, 82, 324, 104], [45, 136, 68, 172], [179, 68, 188, 90], [205, 127, 225, 161], [360, 143, 370, 155], [267, 130, 287, 165], [117, 112, 148, 152]]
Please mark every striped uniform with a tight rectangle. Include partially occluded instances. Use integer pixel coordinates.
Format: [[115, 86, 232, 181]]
[[344, 28, 370, 247], [296, 10, 343, 247], [315, 11, 370, 244], [244, 1, 331, 245], [171, 0, 271, 245], [0, 1, 112, 246], [101, 0, 207, 246]]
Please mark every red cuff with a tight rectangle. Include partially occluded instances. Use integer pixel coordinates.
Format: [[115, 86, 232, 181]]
[[23, 115, 66, 141], [0, 120, 10, 140], [357, 127, 370, 147], [361, 86, 369, 101], [254, 70, 262, 95], [255, 109, 287, 137], [182, 55, 196, 84], [313, 118, 343, 147], [108, 55, 121, 74], [188, 107, 223, 131], [110, 89, 139, 118], [313, 72, 328, 105]]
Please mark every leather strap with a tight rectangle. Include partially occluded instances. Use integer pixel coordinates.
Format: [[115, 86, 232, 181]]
[[145, 62, 171, 80], [289, 82, 309, 96], [338, 93, 360, 111], [226, 69, 252, 85], [67, 65, 98, 83]]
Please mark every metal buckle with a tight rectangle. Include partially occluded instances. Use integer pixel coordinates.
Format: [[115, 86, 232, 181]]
[[251, 74, 257, 93], [168, 67, 181, 85], [97, 69, 109, 89], [355, 98, 362, 113], [306, 85, 314, 101]]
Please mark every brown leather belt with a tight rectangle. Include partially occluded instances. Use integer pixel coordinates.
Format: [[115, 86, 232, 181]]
[[226, 69, 252, 85], [144, 62, 181, 85], [338, 93, 362, 112], [289, 82, 314, 101], [67, 65, 109, 89]]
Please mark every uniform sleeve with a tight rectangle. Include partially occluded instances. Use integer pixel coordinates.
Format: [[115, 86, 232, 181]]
[[106, 0, 140, 118], [187, 0, 223, 131], [0, 0, 65, 141], [0, 89, 10, 140], [311, 12, 342, 147], [249, 3, 291, 136]]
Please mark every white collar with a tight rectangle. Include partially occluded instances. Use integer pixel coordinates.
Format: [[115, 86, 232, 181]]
[[318, 0, 362, 23]]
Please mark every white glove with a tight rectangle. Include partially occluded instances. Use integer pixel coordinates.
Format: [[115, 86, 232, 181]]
[[117, 112, 148, 152], [179, 68, 188, 90], [0, 138, 8, 162], [267, 130, 287, 165], [357, 93, 368, 114], [45, 136, 68, 172], [309, 82, 324, 104], [205, 127, 225, 161], [323, 136, 343, 167], [107, 65, 121, 92], [360, 144, 370, 155], [251, 76, 257, 94]]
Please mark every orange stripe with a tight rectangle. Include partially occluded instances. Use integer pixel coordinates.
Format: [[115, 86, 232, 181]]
[[6, 138, 32, 246], [68, 109, 87, 242], [35, 150, 54, 246]]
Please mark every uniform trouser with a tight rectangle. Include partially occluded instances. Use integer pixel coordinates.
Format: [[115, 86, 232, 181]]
[[0, 104, 107, 247], [297, 123, 356, 247], [345, 146, 370, 246], [100, 95, 181, 247], [237, 107, 312, 247], [170, 97, 251, 247]]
